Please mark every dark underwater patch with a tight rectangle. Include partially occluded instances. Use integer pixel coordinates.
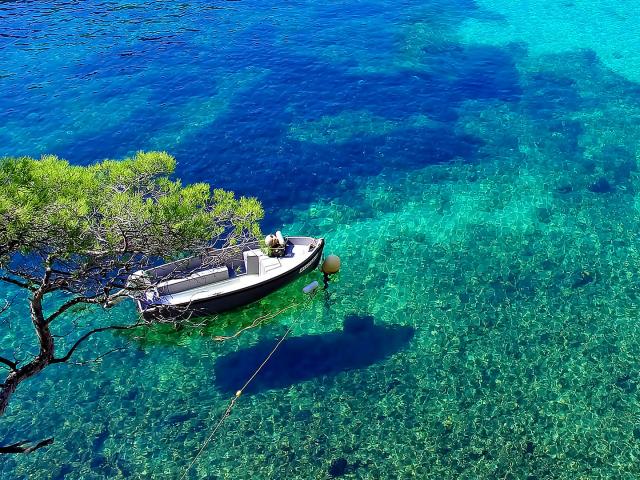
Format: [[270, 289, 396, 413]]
[[328, 457, 348, 477], [525, 72, 581, 118], [154, 31, 523, 216], [5, 2, 528, 223], [588, 177, 614, 194], [213, 315, 414, 394]]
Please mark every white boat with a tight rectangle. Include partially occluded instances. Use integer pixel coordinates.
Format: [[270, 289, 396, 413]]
[[133, 234, 325, 319]]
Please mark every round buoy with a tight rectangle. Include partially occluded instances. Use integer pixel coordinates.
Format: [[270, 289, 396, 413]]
[[322, 255, 341, 275]]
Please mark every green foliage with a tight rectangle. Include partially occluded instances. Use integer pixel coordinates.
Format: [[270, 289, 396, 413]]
[[0, 151, 263, 260]]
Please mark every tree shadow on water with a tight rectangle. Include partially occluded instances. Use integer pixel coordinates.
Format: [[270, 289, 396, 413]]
[[213, 314, 415, 394]]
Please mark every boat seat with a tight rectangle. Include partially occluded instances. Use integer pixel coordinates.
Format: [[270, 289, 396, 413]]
[[259, 256, 281, 275], [156, 266, 229, 296], [243, 249, 265, 275]]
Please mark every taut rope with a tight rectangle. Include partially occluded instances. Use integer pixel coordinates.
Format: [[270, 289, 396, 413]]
[[180, 289, 318, 479]]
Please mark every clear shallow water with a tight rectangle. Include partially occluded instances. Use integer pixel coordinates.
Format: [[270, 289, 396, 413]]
[[3, 0, 640, 478]]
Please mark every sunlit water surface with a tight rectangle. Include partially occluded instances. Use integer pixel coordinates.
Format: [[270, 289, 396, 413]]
[[3, 0, 640, 478]]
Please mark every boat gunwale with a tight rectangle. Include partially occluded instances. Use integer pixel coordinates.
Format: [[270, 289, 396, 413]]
[[139, 237, 324, 311], [143, 239, 261, 277]]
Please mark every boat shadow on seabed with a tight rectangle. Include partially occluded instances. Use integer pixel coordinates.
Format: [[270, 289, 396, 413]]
[[213, 314, 415, 394]]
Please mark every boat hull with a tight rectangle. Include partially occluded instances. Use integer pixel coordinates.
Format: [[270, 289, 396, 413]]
[[138, 238, 325, 320]]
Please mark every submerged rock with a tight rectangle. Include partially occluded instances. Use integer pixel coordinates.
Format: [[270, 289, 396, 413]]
[[535, 206, 552, 224], [615, 374, 637, 394], [571, 271, 594, 289], [164, 410, 196, 425], [557, 183, 573, 194], [589, 177, 614, 193], [294, 409, 312, 422], [525, 441, 535, 455], [328, 457, 348, 477]]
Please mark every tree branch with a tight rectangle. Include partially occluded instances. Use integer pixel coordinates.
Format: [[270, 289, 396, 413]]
[[67, 346, 127, 366], [0, 275, 35, 291], [0, 299, 10, 319], [0, 356, 16, 371], [51, 323, 144, 364], [0, 437, 54, 454], [0, 151, 264, 455], [45, 296, 101, 325]]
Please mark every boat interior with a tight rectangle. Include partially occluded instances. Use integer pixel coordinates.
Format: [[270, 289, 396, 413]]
[[139, 236, 320, 302]]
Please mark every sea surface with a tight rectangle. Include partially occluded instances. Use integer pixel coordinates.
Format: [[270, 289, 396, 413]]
[[3, 0, 640, 478]]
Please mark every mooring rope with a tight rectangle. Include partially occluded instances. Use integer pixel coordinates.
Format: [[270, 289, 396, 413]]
[[211, 302, 302, 342], [180, 289, 318, 480]]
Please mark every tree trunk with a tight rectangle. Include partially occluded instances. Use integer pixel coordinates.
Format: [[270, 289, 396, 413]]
[[0, 291, 54, 416]]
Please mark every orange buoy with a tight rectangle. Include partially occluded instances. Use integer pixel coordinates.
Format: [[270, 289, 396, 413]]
[[321, 255, 341, 275]]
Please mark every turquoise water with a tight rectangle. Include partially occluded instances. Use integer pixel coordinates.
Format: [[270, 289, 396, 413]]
[[3, 0, 640, 478]]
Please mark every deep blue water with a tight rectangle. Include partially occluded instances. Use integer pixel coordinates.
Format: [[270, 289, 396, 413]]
[[4, 0, 640, 478], [0, 0, 519, 227]]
